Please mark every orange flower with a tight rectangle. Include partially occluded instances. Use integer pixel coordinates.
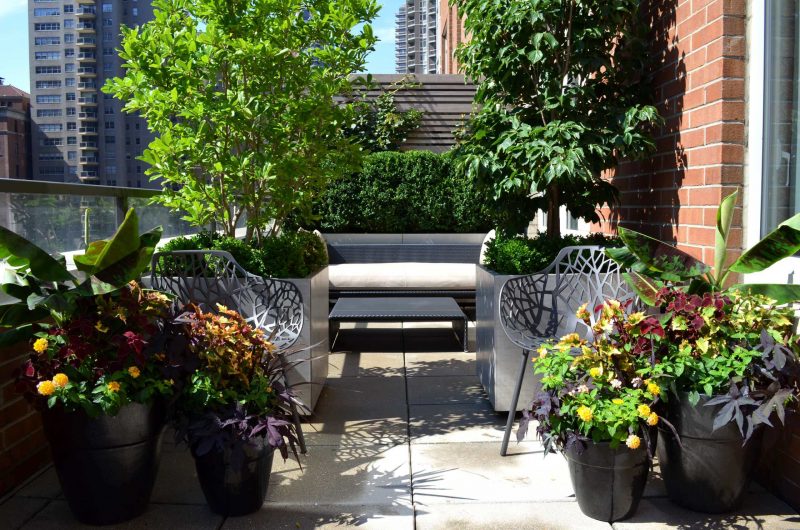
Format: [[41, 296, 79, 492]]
[[33, 338, 49, 354], [128, 366, 141, 379], [37, 381, 56, 396], [107, 381, 121, 393], [52, 373, 69, 388]]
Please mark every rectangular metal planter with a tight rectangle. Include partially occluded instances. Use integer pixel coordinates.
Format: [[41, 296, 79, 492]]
[[283, 267, 329, 414], [476, 265, 541, 412]]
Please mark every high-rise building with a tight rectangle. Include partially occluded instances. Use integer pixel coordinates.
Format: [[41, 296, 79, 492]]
[[437, 1, 468, 74], [28, 0, 156, 187], [394, 0, 437, 74], [0, 79, 32, 179]]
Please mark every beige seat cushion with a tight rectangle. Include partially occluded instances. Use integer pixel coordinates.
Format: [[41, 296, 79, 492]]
[[329, 263, 477, 290]]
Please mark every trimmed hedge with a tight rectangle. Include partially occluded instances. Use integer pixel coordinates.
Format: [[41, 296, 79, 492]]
[[159, 231, 328, 279], [313, 151, 494, 233], [483, 233, 622, 275]]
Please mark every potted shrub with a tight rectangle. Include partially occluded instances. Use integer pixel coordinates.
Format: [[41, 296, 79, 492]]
[[0, 211, 177, 525], [519, 300, 662, 522], [633, 288, 800, 513], [172, 304, 303, 516], [476, 232, 621, 411], [607, 189, 800, 512], [158, 230, 329, 411]]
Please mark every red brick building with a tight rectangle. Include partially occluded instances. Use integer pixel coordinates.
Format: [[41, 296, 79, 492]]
[[0, 81, 32, 179], [437, 0, 468, 74]]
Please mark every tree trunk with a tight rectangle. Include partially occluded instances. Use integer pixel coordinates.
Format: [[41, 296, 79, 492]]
[[546, 183, 561, 239]]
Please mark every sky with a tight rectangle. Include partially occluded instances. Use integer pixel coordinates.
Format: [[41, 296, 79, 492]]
[[0, 0, 401, 93]]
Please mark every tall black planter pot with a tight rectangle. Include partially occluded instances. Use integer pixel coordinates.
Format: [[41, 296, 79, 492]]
[[565, 440, 650, 523], [40, 400, 166, 525], [192, 438, 275, 516], [658, 393, 762, 513]]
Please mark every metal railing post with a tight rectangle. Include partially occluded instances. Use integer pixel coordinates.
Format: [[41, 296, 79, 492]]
[[115, 196, 129, 227]]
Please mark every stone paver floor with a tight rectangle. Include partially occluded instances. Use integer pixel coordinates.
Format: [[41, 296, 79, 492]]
[[3, 322, 799, 529]]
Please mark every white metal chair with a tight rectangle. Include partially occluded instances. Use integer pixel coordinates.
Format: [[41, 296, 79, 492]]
[[498, 246, 636, 456]]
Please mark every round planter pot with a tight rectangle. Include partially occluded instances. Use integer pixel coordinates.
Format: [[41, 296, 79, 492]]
[[192, 438, 275, 516], [658, 393, 762, 513], [565, 440, 650, 523], [40, 400, 166, 525]]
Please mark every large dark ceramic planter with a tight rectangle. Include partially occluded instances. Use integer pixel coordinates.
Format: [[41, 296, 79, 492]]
[[658, 393, 761, 513], [41, 401, 166, 525], [565, 440, 649, 522], [192, 438, 274, 516]]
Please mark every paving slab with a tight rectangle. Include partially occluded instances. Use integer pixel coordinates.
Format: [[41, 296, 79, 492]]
[[268, 444, 413, 507], [405, 351, 476, 377], [223, 503, 414, 530], [613, 493, 800, 529], [303, 376, 408, 446], [403, 328, 464, 353], [406, 375, 487, 405], [331, 328, 404, 354], [0, 496, 50, 530], [14, 468, 61, 500], [328, 351, 406, 378], [410, 441, 574, 505], [19, 500, 223, 530], [414, 500, 609, 530], [149, 448, 207, 505], [409, 402, 506, 444]]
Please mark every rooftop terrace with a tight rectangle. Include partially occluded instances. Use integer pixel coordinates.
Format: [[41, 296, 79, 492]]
[[2, 323, 797, 529]]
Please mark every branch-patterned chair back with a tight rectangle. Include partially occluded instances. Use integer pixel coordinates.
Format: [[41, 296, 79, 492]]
[[499, 246, 636, 350], [150, 250, 303, 353]]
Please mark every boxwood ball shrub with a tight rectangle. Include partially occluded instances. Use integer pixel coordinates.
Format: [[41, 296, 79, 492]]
[[484, 233, 621, 275], [160, 231, 328, 279], [314, 151, 494, 233]]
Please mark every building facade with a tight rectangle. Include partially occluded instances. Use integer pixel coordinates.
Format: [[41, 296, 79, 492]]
[[28, 0, 155, 187], [437, 0, 467, 74], [0, 81, 32, 179], [394, 0, 438, 74]]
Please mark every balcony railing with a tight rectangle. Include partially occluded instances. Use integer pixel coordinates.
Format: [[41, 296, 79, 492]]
[[0, 178, 195, 256]]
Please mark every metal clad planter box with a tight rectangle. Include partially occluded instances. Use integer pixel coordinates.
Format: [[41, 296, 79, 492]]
[[476, 265, 541, 412], [284, 267, 329, 414]]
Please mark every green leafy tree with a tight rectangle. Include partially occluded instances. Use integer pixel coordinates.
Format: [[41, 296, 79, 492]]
[[104, 0, 379, 243], [453, 0, 661, 236]]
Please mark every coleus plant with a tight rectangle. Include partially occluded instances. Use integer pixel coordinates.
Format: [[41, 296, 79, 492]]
[[0, 209, 162, 346], [607, 189, 800, 305]]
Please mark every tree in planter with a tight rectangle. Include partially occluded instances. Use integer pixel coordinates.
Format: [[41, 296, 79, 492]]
[[452, 0, 661, 237], [104, 0, 379, 242]]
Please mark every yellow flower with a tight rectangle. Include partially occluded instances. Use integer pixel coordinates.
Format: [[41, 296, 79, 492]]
[[537, 345, 548, 359], [128, 366, 141, 379], [37, 380, 56, 396], [107, 381, 121, 393], [626, 434, 641, 450], [577, 405, 593, 422], [52, 373, 69, 388], [647, 412, 659, 426], [589, 366, 603, 379], [612, 398, 624, 405], [637, 404, 651, 418], [33, 338, 49, 354], [647, 382, 661, 396]]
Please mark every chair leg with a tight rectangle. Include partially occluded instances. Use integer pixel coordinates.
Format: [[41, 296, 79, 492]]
[[500, 348, 530, 456]]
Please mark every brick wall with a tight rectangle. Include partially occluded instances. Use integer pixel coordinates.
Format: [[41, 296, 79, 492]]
[[437, 1, 467, 74], [0, 341, 50, 497], [595, 0, 747, 267]]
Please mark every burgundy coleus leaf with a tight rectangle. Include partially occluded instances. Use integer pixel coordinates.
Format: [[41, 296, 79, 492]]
[[23, 359, 35, 378]]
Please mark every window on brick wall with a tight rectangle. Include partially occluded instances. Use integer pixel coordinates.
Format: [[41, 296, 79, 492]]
[[762, 1, 800, 235]]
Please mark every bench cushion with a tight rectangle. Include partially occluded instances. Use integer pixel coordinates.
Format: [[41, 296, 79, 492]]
[[329, 262, 477, 291]]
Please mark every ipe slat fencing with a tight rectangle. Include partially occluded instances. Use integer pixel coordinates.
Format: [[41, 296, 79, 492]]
[[348, 74, 477, 153]]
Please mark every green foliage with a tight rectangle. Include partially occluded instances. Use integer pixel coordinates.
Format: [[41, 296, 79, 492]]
[[452, 0, 661, 236], [313, 150, 493, 233], [607, 189, 800, 304], [343, 76, 424, 152], [483, 232, 621, 275], [104, 0, 379, 242], [160, 230, 328, 279], [0, 209, 162, 345]]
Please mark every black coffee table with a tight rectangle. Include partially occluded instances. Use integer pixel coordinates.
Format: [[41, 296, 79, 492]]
[[329, 297, 468, 352]]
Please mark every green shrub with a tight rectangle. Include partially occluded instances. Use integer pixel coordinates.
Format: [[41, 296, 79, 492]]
[[313, 151, 494, 233], [159, 231, 328, 279], [483, 233, 622, 275]]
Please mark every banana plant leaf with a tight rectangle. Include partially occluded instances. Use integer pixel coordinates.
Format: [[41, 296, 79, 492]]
[[621, 271, 664, 306], [0, 225, 75, 283], [715, 190, 737, 281], [730, 283, 800, 305], [73, 209, 142, 276], [617, 227, 710, 281], [0, 323, 36, 347], [729, 212, 800, 274]]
